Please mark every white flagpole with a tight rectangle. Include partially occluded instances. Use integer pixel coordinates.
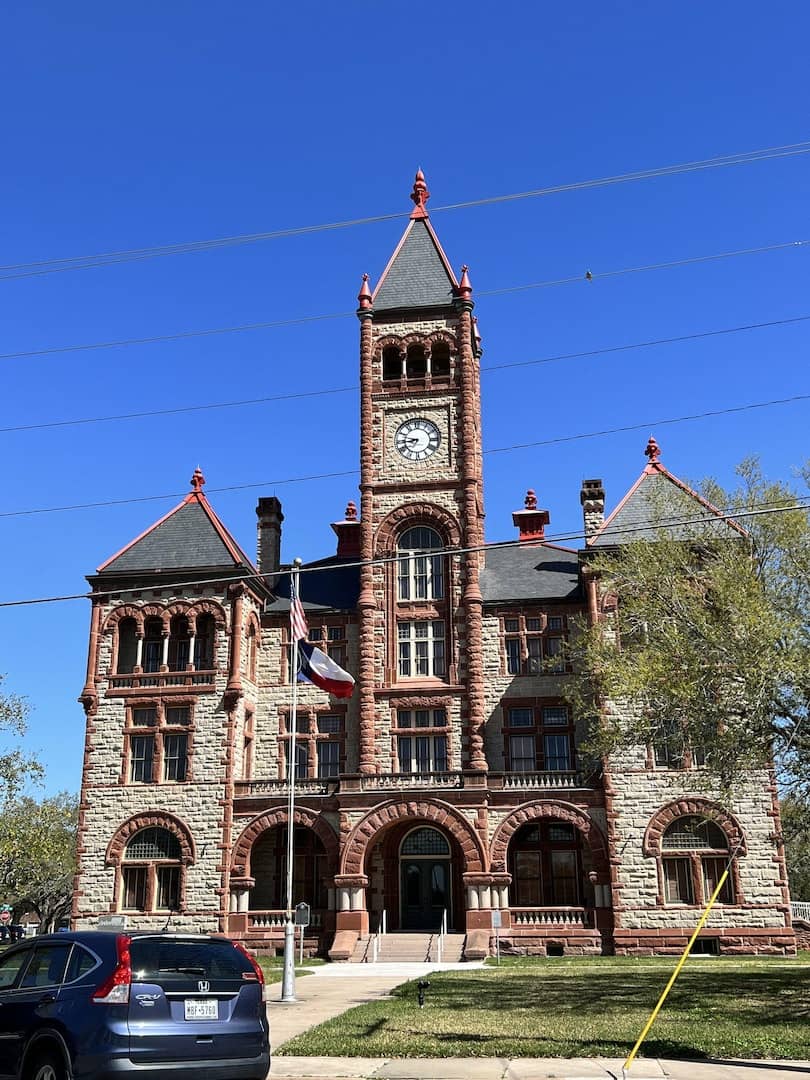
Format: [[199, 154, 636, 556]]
[[280, 557, 303, 1004]]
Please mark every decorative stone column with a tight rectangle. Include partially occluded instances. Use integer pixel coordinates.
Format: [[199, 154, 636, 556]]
[[334, 874, 370, 935], [356, 275, 378, 775], [455, 272, 487, 772]]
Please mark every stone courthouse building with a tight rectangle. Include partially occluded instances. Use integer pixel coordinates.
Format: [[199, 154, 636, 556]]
[[73, 173, 795, 958]]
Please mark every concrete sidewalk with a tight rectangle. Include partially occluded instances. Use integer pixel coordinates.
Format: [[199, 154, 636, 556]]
[[265, 963, 810, 1080]]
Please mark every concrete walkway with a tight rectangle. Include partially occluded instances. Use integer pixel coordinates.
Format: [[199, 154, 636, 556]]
[[265, 963, 810, 1080]]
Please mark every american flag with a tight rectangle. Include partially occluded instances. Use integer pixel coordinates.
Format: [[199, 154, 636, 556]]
[[290, 581, 308, 642]]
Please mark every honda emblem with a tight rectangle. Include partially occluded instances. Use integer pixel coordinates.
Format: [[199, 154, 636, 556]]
[[197, 980, 210, 993]]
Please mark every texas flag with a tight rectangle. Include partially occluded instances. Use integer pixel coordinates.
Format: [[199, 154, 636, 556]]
[[297, 640, 355, 699]]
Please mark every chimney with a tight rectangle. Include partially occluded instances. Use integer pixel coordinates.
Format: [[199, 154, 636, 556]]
[[580, 479, 605, 542], [331, 501, 361, 558], [512, 489, 550, 543], [256, 497, 284, 574]]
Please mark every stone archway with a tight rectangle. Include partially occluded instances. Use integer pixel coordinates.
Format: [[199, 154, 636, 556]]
[[490, 800, 609, 877], [341, 798, 486, 877], [231, 805, 339, 879]]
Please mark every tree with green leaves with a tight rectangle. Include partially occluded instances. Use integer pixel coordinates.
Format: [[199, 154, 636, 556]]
[[0, 674, 43, 801], [0, 792, 78, 931], [568, 459, 810, 795]]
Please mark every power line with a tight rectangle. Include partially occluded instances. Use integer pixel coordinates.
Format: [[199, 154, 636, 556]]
[[1, 496, 807, 610], [1, 236, 807, 369], [2, 141, 809, 282], [2, 310, 809, 436], [1, 390, 808, 520]]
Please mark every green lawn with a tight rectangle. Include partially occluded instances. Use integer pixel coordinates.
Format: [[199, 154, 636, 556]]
[[258, 955, 325, 980], [277, 954, 810, 1061]]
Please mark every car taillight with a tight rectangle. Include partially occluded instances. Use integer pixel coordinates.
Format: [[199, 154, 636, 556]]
[[232, 941, 265, 994], [92, 934, 132, 1004]]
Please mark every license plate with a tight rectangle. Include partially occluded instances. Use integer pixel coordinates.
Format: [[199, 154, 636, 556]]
[[184, 998, 218, 1021]]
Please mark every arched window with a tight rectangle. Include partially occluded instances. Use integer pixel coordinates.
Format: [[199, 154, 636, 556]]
[[431, 341, 451, 378], [507, 820, 588, 907], [250, 827, 326, 911], [117, 617, 138, 674], [405, 343, 427, 379], [167, 615, 191, 671], [382, 345, 401, 381], [142, 617, 164, 674], [401, 827, 450, 856], [397, 526, 444, 601], [661, 816, 734, 905], [194, 613, 215, 670], [121, 827, 182, 912]]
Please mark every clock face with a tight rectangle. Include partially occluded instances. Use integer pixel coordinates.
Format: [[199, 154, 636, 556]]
[[395, 418, 441, 461]]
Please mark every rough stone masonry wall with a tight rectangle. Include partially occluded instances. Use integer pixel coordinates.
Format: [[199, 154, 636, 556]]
[[608, 759, 787, 931], [74, 587, 235, 933]]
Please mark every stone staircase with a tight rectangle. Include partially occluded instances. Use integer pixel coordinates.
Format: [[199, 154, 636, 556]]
[[350, 931, 466, 963]]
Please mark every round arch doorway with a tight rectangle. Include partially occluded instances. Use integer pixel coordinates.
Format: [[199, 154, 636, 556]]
[[399, 826, 451, 931]]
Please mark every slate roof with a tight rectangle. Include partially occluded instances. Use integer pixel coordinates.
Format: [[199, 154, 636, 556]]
[[480, 544, 582, 603], [373, 218, 458, 312], [267, 558, 361, 615], [97, 478, 255, 576], [589, 461, 747, 548]]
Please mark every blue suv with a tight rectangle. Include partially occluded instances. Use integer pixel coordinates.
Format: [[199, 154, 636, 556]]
[[0, 931, 270, 1080]]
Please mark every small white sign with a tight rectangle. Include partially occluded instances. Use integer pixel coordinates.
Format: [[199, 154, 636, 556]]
[[491, 910, 502, 929]]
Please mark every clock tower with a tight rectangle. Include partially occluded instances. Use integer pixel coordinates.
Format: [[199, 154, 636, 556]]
[[355, 171, 487, 775]]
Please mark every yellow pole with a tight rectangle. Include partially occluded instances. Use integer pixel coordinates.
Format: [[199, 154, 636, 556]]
[[623, 868, 729, 1074]]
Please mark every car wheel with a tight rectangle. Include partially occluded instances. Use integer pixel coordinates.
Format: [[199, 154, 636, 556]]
[[28, 1051, 66, 1080]]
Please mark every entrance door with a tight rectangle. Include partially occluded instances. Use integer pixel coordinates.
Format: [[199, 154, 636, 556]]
[[401, 860, 450, 930], [399, 827, 451, 931]]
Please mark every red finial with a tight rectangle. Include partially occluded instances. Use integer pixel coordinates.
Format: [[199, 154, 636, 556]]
[[644, 436, 661, 463], [345, 500, 358, 521], [457, 264, 473, 301], [190, 467, 206, 492], [357, 272, 372, 310], [525, 489, 538, 510], [409, 168, 430, 219]]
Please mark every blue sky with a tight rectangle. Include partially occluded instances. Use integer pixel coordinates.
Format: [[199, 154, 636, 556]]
[[1, 3, 809, 795]]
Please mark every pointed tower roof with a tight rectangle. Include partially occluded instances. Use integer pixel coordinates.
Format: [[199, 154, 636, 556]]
[[372, 170, 459, 312], [96, 468, 257, 576], [588, 437, 747, 548]]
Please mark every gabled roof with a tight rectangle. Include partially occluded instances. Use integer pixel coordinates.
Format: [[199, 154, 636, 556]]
[[372, 171, 459, 312], [97, 468, 256, 575], [588, 438, 747, 548]]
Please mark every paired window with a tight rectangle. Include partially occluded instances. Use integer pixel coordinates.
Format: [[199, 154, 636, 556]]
[[121, 827, 182, 912], [504, 704, 573, 773], [395, 709, 449, 774], [284, 623, 349, 682], [661, 816, 734, 905], [508, 821, 583, 907], [308, 624, 348, 669], [652, 719, 706, 769], [398, 621, 446, 678], [502, 614, 567, 676], [281, 712, 345, 781], [125, 705, 191, 784]]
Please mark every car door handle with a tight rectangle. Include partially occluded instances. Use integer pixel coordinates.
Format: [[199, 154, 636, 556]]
[[38, 994, 56, 1005]]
